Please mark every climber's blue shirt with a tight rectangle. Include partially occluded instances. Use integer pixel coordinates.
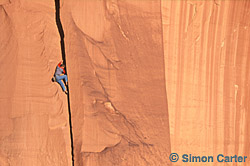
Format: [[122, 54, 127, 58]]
[[54, 66, 64, 76]]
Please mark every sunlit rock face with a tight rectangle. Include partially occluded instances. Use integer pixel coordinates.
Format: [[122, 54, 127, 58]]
[[2, 0, 250, 165], [0, 0, 71, 165], [61, 0, 170, 165], [0, 0, 170, 166], [163, 0, 250, 165]]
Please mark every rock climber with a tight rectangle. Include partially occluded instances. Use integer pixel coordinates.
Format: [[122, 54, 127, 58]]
[[53, 61, 68, 94]]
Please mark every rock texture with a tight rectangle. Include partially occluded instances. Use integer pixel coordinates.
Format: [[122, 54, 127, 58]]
[[0, 0, 170, 166], [61, 0, 170, 165], [0, 0, 72, 165], [163, 0, 250, 165], [2, 0, 249, 165]]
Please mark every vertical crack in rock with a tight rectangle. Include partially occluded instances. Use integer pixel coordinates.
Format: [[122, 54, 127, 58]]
[[55, 0, 74, 165]]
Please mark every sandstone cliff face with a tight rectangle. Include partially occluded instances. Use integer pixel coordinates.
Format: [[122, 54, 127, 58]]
[[0, 0, 71, 165], [163, 0, 250, 165], [0, 0, 170, 165], [61, 0, 170, 165], [2, 0, 249, 165]]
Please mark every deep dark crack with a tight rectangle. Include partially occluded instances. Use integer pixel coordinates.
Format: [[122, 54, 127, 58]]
[[55, 0, 74, 165]]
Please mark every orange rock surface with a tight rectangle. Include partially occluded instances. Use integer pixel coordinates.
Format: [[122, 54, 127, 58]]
[[61, 0, 170, 165], [0, 0, 170, 165], [1, 0, 249, 165], [0, 0, 72, 165], [163, 0, 250, 165]]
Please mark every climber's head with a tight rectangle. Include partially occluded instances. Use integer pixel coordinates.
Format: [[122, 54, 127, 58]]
[[60, 63, 65, 68]]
